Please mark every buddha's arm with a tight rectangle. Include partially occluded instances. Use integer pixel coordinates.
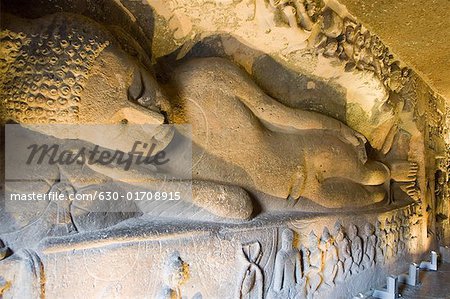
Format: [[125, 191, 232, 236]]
[[235, 92, 366, 146], [86, 162, 253, 220]]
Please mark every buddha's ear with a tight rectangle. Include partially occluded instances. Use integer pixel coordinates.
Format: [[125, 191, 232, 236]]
[[128, 68, 146, 103], [127, 67, 171, 117], [127, 67, 159, 107]]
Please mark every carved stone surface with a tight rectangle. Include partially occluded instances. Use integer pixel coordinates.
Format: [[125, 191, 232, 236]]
[[1, 11, 415, 218], [334, 223, 352, 282], [0, 249, 44, 298], [0, 209, 429, 298], [158, 251, 190, 299], [239, 242, 264, 299], [0, 0, 448, 298], [269, 229, 304, 299]]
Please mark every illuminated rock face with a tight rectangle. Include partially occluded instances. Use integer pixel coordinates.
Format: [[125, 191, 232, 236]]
[[0, 0, 448, 298]]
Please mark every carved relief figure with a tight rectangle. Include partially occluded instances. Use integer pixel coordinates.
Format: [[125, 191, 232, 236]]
[[398, 225, 406, 255], [303, 232, 322, 298], [239, 242, 264, 299], [334, 224, 352, 282], [401, 212, 412, 254], [384, 219, 394, 261], [348, 224, 363, 274], [435, 169, 448, 242], [375, 221, 386, 265], [269, 0, 299, 30], [270, 229, 305, 299], [158, 252, 189, 299], [338, 19, 411, 92], [319, 228, 338, 287], [391, 216, 400, 255], [261, 0, 413, 94], [362, 223, 376, 269], [267, 0, 315, 32]]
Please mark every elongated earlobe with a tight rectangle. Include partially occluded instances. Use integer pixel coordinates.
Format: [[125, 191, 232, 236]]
[[128, 68, 145, 103]]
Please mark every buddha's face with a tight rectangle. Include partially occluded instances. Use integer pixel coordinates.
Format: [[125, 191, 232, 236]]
[[71, 44, 173, 153]]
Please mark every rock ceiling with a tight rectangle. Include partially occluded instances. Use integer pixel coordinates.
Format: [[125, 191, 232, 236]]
[[338, 0, 450, 103]]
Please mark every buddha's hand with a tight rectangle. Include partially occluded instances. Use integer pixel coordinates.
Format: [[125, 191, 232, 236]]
[[339, 126, 368, 163], [339, 125, 367, 147]]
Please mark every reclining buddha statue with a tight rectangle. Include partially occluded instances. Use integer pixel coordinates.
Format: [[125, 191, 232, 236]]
[[1, 12, 404, 221]]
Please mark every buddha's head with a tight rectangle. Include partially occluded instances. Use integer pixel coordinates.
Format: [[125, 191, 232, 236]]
[[1, 13, 172, 153]]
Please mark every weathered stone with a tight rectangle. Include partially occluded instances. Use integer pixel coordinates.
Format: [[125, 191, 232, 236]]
[[0, 0, 448, 297]]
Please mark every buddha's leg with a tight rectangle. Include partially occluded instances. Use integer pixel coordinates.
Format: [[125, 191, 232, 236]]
[[307, 138, 390, 186], [355, 160, 391, 186], [302, 178, 387, 208]]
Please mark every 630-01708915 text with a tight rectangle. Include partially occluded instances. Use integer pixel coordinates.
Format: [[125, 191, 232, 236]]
[[8, 191, 182, 201]]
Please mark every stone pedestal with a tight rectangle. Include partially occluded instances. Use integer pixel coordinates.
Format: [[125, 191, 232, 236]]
[[0, 203, 426, 299]]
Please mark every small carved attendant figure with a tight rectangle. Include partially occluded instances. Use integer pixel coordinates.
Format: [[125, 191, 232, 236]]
[[334, 224, 352, 282], [384, 219, 394, 261], [319, 228, 338, 287], [304, 231, 322, 299], [398, 225, 407, 255], [375, 221, 386, 265], [341, 21, 357, 59], [398, 214, 409, 255], [294, 0, 315, 31], [271, 229, 305, 299], [239, 242, 264, 299], [268, 0, 313, 32], [348, 224, 363, 274], [391, 216, 400, 255], [362, 223, 376, 269], [401, 212, 412, 254], [268, 0, 299, 29], [158, 252, 189, 299]]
